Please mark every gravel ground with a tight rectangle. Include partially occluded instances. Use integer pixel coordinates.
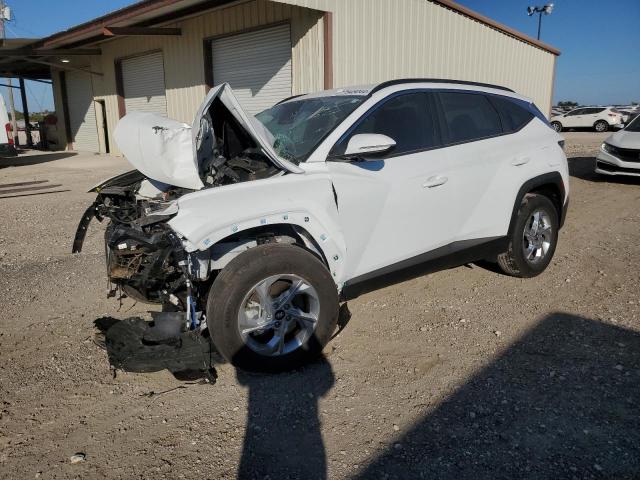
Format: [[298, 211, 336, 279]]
[[0, 131, 639, 479]]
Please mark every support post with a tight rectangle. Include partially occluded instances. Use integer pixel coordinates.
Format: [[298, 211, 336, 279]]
[[18, 78, 32, 147]]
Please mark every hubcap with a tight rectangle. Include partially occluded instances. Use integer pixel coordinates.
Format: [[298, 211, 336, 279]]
[[522, 209, 553, 264], [596, 122, 605, 132], [237, 274, 320, 357]]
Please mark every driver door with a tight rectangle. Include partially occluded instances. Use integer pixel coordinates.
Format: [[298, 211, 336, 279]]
[[326, 92, 457, 281]]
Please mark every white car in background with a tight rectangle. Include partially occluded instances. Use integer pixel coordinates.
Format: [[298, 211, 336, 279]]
[[550, 106, 625, 133], [596, 115, 640, 177]]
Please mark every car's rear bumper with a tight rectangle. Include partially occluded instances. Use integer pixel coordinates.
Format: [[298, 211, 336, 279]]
[[596, 150, 640, 177]]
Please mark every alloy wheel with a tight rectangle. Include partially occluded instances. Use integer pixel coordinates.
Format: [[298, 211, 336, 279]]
[[237, 274, 320, 357], [522, 209, 553, 265]]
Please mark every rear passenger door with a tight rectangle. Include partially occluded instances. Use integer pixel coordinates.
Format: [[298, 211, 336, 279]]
[[434, 91, 518, 241]]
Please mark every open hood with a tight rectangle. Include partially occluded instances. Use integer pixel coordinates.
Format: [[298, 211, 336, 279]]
[[114, 83, 303, 190]]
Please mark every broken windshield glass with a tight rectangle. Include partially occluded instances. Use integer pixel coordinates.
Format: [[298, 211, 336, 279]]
[[255, 96, 365, 163]]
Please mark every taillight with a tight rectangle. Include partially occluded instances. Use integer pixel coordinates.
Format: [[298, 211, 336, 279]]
[[608, 113, 619, 117], [5, 123, 12, 145]]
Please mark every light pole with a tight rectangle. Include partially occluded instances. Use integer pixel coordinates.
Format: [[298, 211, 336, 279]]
[[527, 3, 554, 40]]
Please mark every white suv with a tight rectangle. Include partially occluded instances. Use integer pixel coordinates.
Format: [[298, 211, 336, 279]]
[[73, 80, 569, 371], [550, 106, 625, 132]]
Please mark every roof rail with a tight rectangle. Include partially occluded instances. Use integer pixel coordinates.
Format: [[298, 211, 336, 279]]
[[369, 78, 514, 96]]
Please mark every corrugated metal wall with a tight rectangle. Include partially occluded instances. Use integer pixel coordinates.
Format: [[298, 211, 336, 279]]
[[275, 0, 557, 112], [86, 0, 324, 155]]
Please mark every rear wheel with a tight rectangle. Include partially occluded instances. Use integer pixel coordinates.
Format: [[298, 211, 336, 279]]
[[551, 121, 563, 132], [206, 243, 339, 372], [594, 120, 609, 132], [497, 194, 559, 278]]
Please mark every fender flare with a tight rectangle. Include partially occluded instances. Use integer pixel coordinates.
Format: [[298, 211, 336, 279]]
[[508, 172, 567, 234], [174, 210, 347, 285]]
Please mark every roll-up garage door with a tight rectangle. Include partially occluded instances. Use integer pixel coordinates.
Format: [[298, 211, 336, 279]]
[[212, 24, 292, 115], [122, 51, 167, 116], [66, 71, 99, 152]]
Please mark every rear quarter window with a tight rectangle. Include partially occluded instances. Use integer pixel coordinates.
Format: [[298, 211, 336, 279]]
[[489, 96, 535, 133]]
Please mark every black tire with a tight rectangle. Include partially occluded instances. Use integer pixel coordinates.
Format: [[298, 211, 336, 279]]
[[551, 121, 563, 132], [206, 243, 339, 372], [594, 120, 608, 132], [497, 194, 559, 278]]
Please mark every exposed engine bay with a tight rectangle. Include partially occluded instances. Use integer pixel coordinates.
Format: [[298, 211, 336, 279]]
[[72, 85, 285, 330]]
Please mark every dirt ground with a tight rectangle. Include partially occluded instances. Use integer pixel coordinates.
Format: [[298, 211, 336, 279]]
[[0, 132, 638, 479]]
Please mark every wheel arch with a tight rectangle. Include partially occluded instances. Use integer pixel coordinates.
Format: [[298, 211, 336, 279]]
[[509, 172, 566, 234], [208, 222, 332, 269]]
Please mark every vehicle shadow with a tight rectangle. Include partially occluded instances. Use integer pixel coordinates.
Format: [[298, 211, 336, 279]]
[[0, 151, 78, 168], [94, 316, 221, 381], [354, 312, 640, 479], [568, 156, 640, 185], [235, 358, 335, 480]]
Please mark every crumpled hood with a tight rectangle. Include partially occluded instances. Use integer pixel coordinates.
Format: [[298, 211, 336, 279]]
[[606, 129, 640, 150], [113, 83, 303, 190]]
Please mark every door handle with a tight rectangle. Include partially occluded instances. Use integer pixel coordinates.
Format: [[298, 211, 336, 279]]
[[511, 156, 531, 166], [423, 175, 448, 188]]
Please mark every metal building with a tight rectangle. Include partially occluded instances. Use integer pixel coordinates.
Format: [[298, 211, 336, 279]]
[[1, 0, 559, 155]]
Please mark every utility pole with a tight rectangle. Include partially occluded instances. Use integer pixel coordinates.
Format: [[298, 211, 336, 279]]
[[0, 0, 18, 146]]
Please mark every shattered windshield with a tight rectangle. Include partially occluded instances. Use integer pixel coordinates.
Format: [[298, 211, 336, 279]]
[[255, 96, 365, 162]]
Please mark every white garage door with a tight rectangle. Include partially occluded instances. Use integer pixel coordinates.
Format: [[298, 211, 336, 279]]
[[122, 51, 167, 116], [212, 24, 292, 115], [66, 71, 99, 152]]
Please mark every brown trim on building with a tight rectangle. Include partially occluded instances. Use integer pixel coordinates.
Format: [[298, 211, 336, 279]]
[[323, 11, 333, 90], [114, 60, 126, 119], [58, 71, 73, 149], [203, 39, 214, 92], [431, 0, 560, 56], [40, 0, 238, 49], [103, 26, 182, 36]]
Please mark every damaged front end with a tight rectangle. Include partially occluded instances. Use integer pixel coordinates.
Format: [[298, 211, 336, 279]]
[[73, 171, 198, 311], [72, 84, 295, 331]]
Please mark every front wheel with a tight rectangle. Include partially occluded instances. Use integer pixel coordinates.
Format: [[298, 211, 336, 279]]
[[497, 194, 559, 278], [594, 120, 609, 132], [206, 244, 339, 372], [551, 121, 563, 132]]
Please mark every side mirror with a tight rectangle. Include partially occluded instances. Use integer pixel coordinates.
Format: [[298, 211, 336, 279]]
[[343, 134, 396, 158]]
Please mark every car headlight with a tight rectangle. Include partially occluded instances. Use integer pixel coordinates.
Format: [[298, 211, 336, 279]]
[[602, 143, 618, 155]]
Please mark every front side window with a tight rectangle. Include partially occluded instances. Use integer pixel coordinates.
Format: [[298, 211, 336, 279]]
[[490, 96, 535, 133], [566, 109, 584, 116], [255, 95, 365, 162], [438, 92, 502, 144], [333, 92, 440, 157]]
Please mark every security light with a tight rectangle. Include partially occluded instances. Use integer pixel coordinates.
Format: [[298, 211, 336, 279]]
[[526, 4, 554, 39]]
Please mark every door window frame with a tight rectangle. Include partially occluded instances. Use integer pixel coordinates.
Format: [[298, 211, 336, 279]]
[[330, 89, 444, 159]]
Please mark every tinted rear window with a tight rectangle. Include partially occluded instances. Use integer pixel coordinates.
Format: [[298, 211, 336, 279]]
[[438, 92, 502, 144], [489, 96, 535, 132]]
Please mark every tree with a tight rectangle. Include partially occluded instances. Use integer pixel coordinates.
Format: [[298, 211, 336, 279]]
[[557, 101, 578, 108]]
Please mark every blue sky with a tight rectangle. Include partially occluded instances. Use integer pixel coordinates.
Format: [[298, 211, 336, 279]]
[[2, 0, 639, 114]]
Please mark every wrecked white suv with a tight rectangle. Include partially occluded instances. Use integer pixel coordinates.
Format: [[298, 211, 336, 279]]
[[74, 80, 569, 371]]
